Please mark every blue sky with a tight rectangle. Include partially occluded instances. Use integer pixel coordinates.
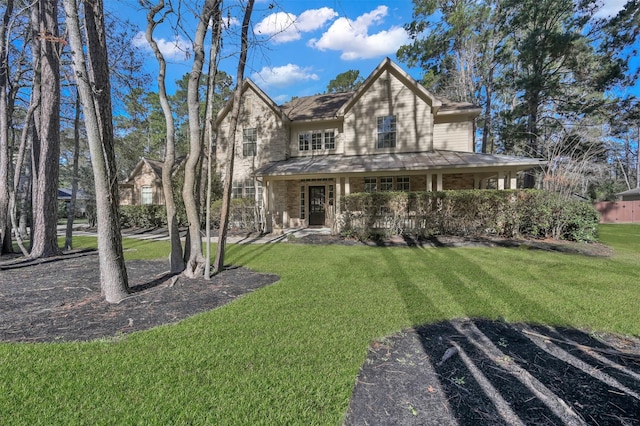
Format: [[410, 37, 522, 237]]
[[117, 0, 634, 104]]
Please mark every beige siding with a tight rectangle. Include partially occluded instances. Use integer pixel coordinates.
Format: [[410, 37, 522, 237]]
[[433, 117, 473, 152], [217, 87, 288, 186], [343, 70, 432, 155]]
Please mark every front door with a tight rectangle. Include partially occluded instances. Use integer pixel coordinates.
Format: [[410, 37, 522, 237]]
[[308, 186, 325, 226]]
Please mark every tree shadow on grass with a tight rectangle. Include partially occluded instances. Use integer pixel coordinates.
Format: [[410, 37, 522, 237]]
[[346, 319, 640, 425], [345, 246, 640, 425]]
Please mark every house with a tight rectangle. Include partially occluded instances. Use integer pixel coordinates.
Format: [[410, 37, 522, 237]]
[[616, 187, 640, 201], [58, 188, 89, 216], [119, 158, 167, 206], [215, 58, 544, 233]]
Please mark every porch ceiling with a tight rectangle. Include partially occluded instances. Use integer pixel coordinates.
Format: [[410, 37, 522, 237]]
[[255, 150, 545, 178]]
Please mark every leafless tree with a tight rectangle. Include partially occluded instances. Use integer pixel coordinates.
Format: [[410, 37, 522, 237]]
[[143, 0, 185, 273], [213, 0, 255, 274], [181, 0, 220, 278], [0, 1, 14, 255]]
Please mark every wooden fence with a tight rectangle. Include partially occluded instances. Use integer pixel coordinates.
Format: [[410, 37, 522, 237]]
[[594, 200, 640, 223]]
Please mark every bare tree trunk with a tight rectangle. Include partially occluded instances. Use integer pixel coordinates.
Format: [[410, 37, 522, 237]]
[[64, 92, 81, 251], [0, 1, 14, 255], [63, 0, 129, 303], [204, 5, 223, 279], [213, 0, 255, 274], [637, 125, 640, 188], [182, 0, 218, 278], [30, 0, 61, 259], [9, 88, 38, 257], [144, 0, 184, 273]]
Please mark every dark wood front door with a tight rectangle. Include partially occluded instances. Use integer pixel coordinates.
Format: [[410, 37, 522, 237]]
[[308, 186, 325, 226]]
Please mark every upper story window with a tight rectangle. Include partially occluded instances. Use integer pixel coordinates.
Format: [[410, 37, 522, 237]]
[[377, 115, 396, 148], [298, 130, 336, 152], [324, 131, 335, 149], [299, 133, 310, 151], [243, 128, 257, 157]]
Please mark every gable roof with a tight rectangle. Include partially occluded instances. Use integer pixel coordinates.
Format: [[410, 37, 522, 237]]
[[337, 57, 444, 116], [215, 78, 288, 127], [280, 92, 353, 121], [122, 157, 184, 183], [215, 58, 480, 127]]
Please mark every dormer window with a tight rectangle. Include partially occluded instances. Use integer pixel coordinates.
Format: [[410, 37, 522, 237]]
[[298, 130, 336, 151], [377, 115, 396, 148]]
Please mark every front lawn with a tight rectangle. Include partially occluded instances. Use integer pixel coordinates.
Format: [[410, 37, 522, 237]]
[[1, 224, 639, 424]]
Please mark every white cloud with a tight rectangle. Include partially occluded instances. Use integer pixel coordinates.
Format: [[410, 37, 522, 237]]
[[251, 64, 319, 87], [132, 31, 191, 61], [308, 6, 410, 60], [593, 0, 627, 18], [254, 7, 337, 43]]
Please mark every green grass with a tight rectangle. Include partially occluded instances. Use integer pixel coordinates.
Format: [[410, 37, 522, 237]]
[[2, 224, 639, 424]]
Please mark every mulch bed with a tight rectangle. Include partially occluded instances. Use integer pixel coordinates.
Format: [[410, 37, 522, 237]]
[[1, 235, 636, 425], [0, 250, 278, 343], [344, 319, 640, 425]]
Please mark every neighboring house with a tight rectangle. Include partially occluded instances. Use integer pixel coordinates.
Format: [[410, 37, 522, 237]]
[[617, 187, 640, 201], [58, 188, 88, 216], [215, 58, 544, 233], [119, 158, 167, 206]]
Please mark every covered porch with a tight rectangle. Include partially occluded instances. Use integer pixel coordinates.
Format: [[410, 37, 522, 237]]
[[255, 151, 545, 233]]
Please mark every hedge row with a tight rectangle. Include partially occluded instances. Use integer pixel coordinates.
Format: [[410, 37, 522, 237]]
[[119, 198, 258, 231], [339, 190, 599, 242]]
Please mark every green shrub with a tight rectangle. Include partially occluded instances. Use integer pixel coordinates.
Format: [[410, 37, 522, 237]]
[[119, 205, 167, 228], [340, 190, 600, 242]]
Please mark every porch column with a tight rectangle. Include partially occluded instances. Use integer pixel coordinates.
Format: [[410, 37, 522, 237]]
[[426, 174, 433, 192], [497, 171, 505, 190], [344, 176, 350, 195], [474, 174, 480, 189], [509, 172, 517, 189], [264, 180, 273, 232], [436, 173, 443, 191], [335, 177, 342, 212]]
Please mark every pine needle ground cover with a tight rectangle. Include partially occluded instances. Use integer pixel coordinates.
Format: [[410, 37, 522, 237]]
[[1, 224, 638, 424]]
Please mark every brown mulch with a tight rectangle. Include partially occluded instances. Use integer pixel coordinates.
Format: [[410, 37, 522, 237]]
[[344, 319, 640, 425], [0, 250, 278, 343], [1, 234, 636, 425]]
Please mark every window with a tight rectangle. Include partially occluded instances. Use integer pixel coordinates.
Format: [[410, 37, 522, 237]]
[[141, 186, 153, 205], [329, 185, 334, 206], [364, 177, 377, 193], [243, 128, 257, 157], [380, 177, 393, 191], [232, 181, 243, 199], [377, 115, 396, 148], [311, 131, 323, 150], [396, 176, 410, 191], [245, 179, 255, 199], [324, 131, 335, 149], [299, 130, 336, 151], [298, 133, 310, 151], [300, 185, 306, 219]]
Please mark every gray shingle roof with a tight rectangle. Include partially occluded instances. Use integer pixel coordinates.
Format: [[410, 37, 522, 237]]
[[280, 92, 354, 121], [255, 150, 545, 177]]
